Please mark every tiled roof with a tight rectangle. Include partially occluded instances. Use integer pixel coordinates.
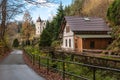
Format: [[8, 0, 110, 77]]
[[65, 16, 110, 31]]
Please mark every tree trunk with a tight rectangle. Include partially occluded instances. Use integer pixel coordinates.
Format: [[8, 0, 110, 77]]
[[0, 0, 7, 47], [0, 0, 7, 42]]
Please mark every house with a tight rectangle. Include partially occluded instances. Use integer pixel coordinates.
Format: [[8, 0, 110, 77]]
[[60, 16, 112, 52], [35, 16, 46, 37]]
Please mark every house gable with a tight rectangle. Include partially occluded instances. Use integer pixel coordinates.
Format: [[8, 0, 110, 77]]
[[61, 22, 75, 50], [63, 23, 74, 37]]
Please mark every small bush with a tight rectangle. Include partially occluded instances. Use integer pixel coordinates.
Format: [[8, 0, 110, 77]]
[[51, 40, 60, 48]]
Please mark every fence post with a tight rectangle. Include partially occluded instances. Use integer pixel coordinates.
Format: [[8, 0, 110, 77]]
[[47, 57, 49, 74], [33, 54, 35, 65], [62, 60, 65, 80], [93, 68, 96, 80], [62, 53, 65, 80], [39, 55, 41, 69], [30, 53, 32, 63]]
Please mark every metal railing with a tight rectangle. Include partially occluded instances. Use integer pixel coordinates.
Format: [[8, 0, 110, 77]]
[[24, 51, 120, 80]]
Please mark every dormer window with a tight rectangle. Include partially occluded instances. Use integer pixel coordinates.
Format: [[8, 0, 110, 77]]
[[84, 17, 90, 21], [66, 26, 70, 33]]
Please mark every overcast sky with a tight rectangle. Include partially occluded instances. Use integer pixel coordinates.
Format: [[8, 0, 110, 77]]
[[15, 0, 72, 22]]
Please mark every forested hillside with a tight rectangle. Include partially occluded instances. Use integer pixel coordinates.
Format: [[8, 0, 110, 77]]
[[107, 0, 120, 52], [65, 0, 114, 19]]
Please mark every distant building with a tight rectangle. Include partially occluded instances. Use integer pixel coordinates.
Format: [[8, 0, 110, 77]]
[[35, 16, 46, 37], [60, 16, 112, 52]]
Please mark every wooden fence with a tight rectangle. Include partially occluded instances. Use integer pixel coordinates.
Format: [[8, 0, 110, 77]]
[[24, 50, 120, 80]]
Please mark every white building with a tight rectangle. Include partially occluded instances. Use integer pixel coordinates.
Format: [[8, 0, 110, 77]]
[[35, 17, 46, 37]]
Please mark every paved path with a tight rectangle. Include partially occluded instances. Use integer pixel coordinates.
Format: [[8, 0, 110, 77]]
[[0, 50, 45, 80]]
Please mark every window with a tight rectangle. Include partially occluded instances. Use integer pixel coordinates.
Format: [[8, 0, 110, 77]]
[[90, 41, 95, 49], [44, 23, 45, 25], [66, 26, 70, 33], [65, 39, 67, 47], [69, 39, 71, 47]]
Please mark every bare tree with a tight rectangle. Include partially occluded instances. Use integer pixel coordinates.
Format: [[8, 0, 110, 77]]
[[0, 0, 24, 44], [6, 22, 18, 46], [25, 0, 59, 5], [0, 0, 7, 45], [22, 11, 33, 41]]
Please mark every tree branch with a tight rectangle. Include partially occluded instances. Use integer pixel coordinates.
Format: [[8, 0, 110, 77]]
[[24, 0, 59, 6]]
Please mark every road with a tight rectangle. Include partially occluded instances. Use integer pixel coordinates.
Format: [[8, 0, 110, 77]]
[[0, 50, 45, 80]]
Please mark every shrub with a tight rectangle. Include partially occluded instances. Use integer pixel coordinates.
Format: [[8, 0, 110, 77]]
[[51, 40, 60, 48]]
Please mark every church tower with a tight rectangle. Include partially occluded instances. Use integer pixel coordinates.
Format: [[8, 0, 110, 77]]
[[35, 17, 41, 36], [35, 16, 46, 37]]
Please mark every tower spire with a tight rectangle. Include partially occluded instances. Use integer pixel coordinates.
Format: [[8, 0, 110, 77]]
[[36, 16, 41, 22]]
